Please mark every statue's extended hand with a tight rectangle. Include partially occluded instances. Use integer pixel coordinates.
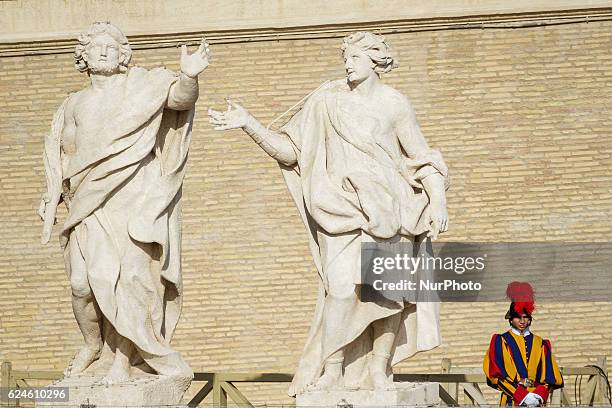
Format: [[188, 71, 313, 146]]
[[426, 201, 449, 240], [37, 193, 49, 221], [208, 100, 251, 130], [180, 38, 210, 78], [39, 192, 57, 244]]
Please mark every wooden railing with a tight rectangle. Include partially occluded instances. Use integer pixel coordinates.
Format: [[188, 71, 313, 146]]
[[188, 372, 293, 407], [1, 357, 610, 407]]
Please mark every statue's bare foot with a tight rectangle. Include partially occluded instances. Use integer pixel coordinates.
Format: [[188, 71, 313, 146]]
[[371, 370, 395, 390], [101, 357, 131, 385], [64, 345, 101, 377], [306, 371, 341, 391]]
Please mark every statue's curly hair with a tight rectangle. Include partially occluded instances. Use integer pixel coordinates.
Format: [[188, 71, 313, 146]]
[[341, 31, 398, 75], [74, 21, 132, 73]]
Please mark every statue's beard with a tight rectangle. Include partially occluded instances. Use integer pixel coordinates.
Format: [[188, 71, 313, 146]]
[[88, 61, 121, 75]]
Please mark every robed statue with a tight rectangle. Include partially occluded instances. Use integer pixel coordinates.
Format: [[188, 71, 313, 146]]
[[209, 31, 449, 394], [38, 22, 209, 385]]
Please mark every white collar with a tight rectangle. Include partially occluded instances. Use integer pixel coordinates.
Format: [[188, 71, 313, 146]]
[[511, 327, 531, 337]]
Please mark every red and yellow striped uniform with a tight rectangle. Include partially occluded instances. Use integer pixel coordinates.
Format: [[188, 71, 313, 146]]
[[483, 330, 564, 406]]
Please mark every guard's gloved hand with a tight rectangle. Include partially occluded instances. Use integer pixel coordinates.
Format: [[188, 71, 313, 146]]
[[521, 392, 544, 407], [533, 393, 544, 405]]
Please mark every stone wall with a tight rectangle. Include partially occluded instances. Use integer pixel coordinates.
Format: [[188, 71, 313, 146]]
[[0, 17, 610, 404]]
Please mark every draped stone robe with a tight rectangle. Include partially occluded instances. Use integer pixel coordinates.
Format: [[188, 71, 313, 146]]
[[42, 67, 194, 378], [279, 79, 449, 395]]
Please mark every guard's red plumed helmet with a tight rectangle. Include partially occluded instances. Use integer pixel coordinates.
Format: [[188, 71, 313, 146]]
[[505, 281, 535, 319]]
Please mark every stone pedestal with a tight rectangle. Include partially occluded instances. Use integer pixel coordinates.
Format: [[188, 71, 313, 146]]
[[296, 382, 439, 407], [37, 373, 191, 408]]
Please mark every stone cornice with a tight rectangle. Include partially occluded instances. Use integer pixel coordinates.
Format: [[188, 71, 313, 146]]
[[1, 8, 611, 57]]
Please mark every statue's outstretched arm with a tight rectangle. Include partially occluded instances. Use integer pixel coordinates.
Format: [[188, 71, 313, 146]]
[[243, 115, 297, 166], [209, 100, 297, 166]]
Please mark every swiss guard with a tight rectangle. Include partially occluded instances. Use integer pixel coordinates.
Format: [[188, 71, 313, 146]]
[[483, 282, 564, 406]]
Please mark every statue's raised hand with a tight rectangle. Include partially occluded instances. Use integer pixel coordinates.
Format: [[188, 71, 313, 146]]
[[180, 38, 210, 78], [208, 100, 251, 130]]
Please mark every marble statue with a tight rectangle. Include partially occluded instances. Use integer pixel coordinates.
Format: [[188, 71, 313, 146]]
[[38, 22, 209, 388], [209, 31, 449, 396]]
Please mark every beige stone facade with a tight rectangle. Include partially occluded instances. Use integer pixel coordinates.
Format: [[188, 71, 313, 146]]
[[2, 0, 612, 40], [0, 2, 611, 404]]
